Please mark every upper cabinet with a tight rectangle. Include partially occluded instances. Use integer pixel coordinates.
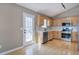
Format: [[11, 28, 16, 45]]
[[71, 16, 78, 26], [53, 16, 78, 26], [37, 15, 44, 27], [53, 18, 64, 26], [37, 15, 53, 27], [37, 15, 78, 27], [48, 18, 54, 26]]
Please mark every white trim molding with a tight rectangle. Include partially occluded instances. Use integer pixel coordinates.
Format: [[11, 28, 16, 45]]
[[0, 46, 24, 55], [0, 41, 35, 55]]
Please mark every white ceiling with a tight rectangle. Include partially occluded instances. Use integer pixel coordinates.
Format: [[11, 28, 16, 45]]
[[17, 3, 79, 17]]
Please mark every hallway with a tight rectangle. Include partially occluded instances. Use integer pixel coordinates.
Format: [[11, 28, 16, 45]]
[[7, 39, 79, 55]]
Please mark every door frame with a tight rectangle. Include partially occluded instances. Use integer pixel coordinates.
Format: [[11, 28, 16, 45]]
[[23, 12, 35, 46]]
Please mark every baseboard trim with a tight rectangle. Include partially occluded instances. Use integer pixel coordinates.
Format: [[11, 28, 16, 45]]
[[23, 41, 35, 47], [0, 46, 24, 55], [0, 42, 35, 55]]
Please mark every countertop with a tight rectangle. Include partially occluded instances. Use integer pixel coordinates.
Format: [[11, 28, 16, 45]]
[[37, 26, 77, 32]]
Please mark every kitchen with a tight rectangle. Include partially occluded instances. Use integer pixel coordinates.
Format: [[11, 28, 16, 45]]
[[37, 15, 78, 47]]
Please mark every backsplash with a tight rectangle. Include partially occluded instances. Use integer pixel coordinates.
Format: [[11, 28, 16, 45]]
[[37, 26, 77, 32], [50, 26, 77, 32]]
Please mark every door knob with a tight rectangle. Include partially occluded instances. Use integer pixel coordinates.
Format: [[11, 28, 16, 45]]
[[24, 30, 26, 33]]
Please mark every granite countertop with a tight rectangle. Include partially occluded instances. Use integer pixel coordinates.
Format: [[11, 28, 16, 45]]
[[37, 26, 77, 32]]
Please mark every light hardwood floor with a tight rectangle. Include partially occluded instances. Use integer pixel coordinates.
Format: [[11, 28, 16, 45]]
[[7, 39, 79, 55]]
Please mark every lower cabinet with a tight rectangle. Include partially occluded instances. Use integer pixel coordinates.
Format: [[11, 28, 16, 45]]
[[48, 31, 53, 40], [48, 31, 60, 40], [38, 31, 78, 44], [52, 31, 60, 39], [72, 32, 78, 42]]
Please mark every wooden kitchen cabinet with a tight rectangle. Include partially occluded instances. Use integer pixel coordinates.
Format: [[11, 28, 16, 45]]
[[60, 16, 78, 26], [48, 18, 53, 26], [53, 20, 57, 26], [48, 31, 60, 40], [53, 18, 63, 26], [48, 31, 58, 40], [52, 31, 60, 39], [37, 15, 53, 27], [71, 16, 78, 26], [48, 31, 53, 40], [72, 32, 78, 42], [37, 15, 45, 27]]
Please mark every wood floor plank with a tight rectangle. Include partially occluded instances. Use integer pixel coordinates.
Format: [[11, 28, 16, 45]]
[[7, 39, 78, 55]]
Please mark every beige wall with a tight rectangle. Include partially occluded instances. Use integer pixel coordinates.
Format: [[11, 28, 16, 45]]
[[0, 3, 38, 53]]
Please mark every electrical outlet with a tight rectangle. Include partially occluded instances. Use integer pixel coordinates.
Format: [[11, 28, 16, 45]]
[[0, 45, 1, 49]]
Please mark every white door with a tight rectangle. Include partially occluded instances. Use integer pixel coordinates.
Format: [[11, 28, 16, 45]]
[[23, 13, 35, 46]]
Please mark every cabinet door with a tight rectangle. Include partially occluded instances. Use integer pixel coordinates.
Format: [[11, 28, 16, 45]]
[[71, 17, 78, 26], [53, 18, 62, 26], [48, 31, 53, 40], [37, 15, 52, 27], [53, 20, 58, 26], [72, 32, 78, 42], [37, 15, 44, 27], [52, 31, 57, 39], [48, 18, 53, 26]]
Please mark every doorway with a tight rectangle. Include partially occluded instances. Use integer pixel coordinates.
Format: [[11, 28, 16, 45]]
[[23, 12, 35, 46]]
